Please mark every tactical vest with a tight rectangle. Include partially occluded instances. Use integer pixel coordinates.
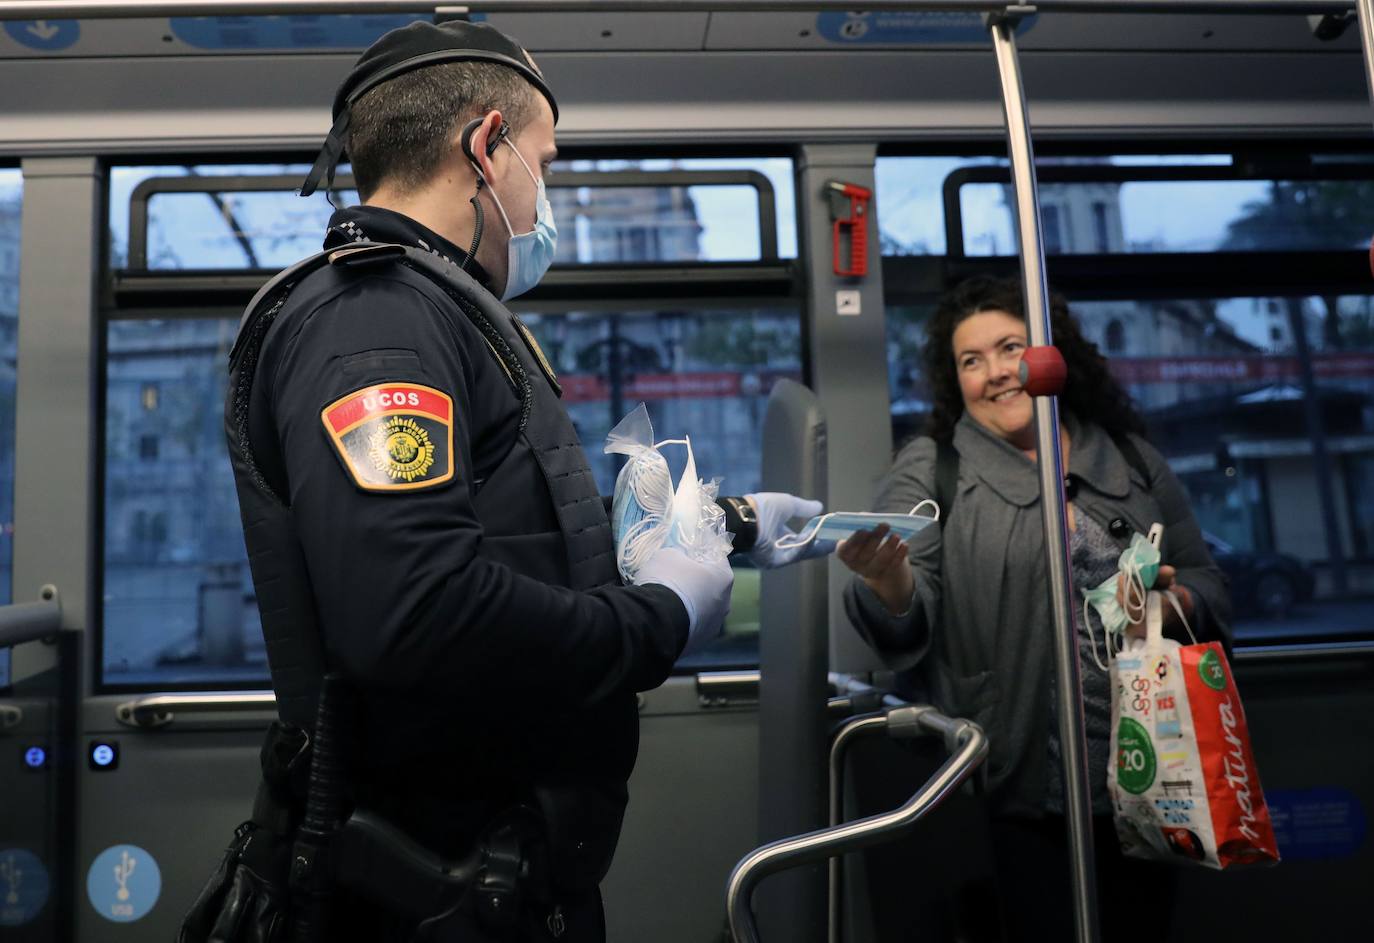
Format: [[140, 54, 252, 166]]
[[225, 242, 626, 886]]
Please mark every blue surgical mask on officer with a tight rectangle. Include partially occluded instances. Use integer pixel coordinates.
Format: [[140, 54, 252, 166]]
[[488, 137, 557, 302]]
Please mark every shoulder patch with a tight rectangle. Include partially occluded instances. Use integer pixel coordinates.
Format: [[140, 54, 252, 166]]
[[320, 382, 455, 492]]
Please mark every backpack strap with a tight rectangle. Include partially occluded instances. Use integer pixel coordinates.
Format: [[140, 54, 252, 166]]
[[228, 247, 346, 367], [1108, 431, 1152, 494], [934, 438, 959, 531]]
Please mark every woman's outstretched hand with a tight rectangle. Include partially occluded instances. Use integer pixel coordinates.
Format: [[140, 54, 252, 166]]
[[836, 523, 915, 616]]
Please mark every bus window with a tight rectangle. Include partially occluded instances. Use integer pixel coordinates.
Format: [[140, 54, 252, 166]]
[[878, 153, 1374, 646], [514, 308, 802, 498], [1081, 293, 1374, 642], [103, 158, 798, 686], [102, 316, 251, 688], [954, 174, 1374, 257], [0, 168, 19, 690], [876, 156, 1003, 256], [111, 157, 795, 270], [550, 157, 797, 262], [109, 163, 345, 270]]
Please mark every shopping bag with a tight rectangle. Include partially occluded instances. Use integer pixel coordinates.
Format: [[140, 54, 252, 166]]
[[1108, 592, 1280, 869]]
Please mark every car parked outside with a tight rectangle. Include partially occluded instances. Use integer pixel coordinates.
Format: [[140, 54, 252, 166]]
[[1203, 532, 1315, 618]]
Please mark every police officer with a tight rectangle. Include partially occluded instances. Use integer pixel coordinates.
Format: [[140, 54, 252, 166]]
[[225, 19, 829, 942]]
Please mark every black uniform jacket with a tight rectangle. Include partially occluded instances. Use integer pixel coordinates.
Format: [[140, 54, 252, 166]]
[[249, 205, 688, 876]]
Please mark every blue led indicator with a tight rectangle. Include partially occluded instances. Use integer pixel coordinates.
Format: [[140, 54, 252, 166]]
[[91, 744, 115, 767], [23, 747, 45, 769]]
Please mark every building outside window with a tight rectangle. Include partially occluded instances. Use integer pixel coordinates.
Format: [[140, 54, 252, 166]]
[[1042, 203, 1064, 254]]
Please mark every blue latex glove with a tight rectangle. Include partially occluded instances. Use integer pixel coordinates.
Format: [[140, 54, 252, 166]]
[[745, 492, 836, 570], [638, 546, 734, 655]]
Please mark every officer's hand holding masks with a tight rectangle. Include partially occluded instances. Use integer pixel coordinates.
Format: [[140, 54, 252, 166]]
[[636, 493, 831, 656], [637, 546, 733, 656]]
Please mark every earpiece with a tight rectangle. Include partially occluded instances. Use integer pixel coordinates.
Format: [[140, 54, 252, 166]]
[[460, 116, 510, 174]]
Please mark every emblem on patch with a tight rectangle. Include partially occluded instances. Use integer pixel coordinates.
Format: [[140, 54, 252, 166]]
[[321, 383, 454, 492]]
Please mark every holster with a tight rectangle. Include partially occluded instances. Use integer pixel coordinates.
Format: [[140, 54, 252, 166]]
[[179, 714, 554, 943]]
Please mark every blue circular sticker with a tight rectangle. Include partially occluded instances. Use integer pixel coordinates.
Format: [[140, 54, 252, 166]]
[[3, 20, 81, 52], [86, 845, 160, 923], [0, 848, 50, 926]]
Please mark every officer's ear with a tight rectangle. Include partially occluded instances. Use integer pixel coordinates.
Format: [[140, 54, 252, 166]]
[[459, 112, 508, 184]]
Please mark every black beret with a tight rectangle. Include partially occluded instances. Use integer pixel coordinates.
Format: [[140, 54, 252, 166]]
[[300, 19, 556, 197], [334, 20, 557, 123]]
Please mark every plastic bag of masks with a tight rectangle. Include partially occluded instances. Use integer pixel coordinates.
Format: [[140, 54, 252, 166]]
[[604, 403, 733, 585]]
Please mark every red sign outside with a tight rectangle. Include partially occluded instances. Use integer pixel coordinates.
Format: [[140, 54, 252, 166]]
[[560, 370, 799, 403], [1109, 353, 1374, 385]]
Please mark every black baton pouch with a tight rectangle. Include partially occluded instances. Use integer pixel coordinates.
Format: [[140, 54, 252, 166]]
[[178, 722, 311, 943]]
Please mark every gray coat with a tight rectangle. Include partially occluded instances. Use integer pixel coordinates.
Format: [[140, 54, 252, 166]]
[[843, 412, 1231, 817]]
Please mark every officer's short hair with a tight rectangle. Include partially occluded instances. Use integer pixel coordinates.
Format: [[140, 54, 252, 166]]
[[347, 61, 539, 201]]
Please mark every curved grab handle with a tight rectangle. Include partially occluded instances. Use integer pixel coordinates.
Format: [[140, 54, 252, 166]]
[[116, 691, 276, 728], [726, 710, 987, 943], [0, 588, 61, 649]]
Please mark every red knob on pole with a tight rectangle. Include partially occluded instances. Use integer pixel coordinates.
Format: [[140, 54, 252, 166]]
[[1018, 345, 1067, 397]]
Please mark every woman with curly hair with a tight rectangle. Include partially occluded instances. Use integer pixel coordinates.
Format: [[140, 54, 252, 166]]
[[838, 275, 1230, 940]]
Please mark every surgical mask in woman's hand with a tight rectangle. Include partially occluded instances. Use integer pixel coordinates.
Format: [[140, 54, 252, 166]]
[[775, 500, 940, 551], [1083, 525, 1162, 668]]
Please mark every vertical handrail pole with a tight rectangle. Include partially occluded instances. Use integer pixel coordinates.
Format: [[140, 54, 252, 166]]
[[827, 713, 887, 943], [1357, 1, 1374, 115], [986, 11, 1101, 943]]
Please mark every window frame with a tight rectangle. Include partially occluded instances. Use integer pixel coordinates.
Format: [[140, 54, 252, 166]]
[[939, 160, 1374, 263], [876, 144, 1374, 649], [99, 155, 805, 692], [125, 168, 781, 271]]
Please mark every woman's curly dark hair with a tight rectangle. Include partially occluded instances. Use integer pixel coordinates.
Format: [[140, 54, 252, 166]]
[[923, 275, 1145, 443]]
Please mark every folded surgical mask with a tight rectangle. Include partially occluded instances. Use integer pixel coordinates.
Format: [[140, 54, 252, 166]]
[[605, 403, 733, 585], [1084, 523, 1162, 669], [774, 500, 941, 551]]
